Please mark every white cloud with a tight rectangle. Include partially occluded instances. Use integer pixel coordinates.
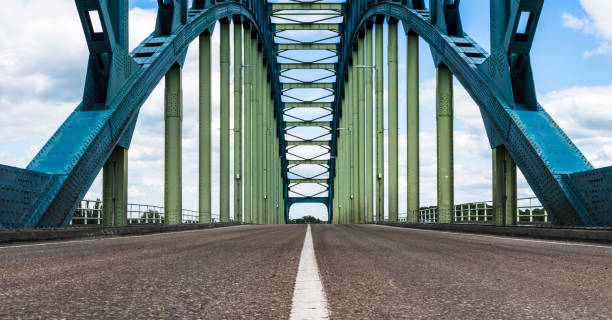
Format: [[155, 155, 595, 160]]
[[562, 0, 612, 56]]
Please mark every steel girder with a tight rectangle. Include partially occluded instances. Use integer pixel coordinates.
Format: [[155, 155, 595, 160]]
[[334, 0, 611, 226], [0, 0, 285, 228], [271, 1, 344, 222]]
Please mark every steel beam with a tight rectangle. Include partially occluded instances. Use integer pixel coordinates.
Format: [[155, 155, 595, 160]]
[[290, 179, 327, 184], [284, 102, 332, 109], [358, 36, 366, 224], [407, 32, 419, 223], [244, 30, 253, 224], [275, 24, 339, 32], [164, 64, 182, 225], [233, 22, 243, 223], [493, 146, 518, 225], [220, 22, 230, 223], [436, 65, 454, 223], [388, 22, 399, 222], [282, 83, 334, 89], [280, 63, 335, 70], [271, 3, 342, 12], [375, 21, 384, 222], [103, 147, 128, 227], [199, 32, 212, 224], [351, 48, 359, 224], [277, 44, 337, 51], [365, 26, 374, 223], [285, 121, 332, 127]]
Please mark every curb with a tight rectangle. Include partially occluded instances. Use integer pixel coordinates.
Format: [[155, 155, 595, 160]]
[[0, 222, 244, 244], [376, 222, 612, 244]]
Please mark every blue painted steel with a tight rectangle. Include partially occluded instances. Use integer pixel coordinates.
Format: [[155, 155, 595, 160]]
[[1, 0, 611, 228]]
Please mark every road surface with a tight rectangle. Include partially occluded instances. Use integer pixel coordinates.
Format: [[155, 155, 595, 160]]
[[1, 224, 610, 319]]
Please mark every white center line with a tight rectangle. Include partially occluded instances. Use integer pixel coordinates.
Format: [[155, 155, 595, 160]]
[[290, 224, 329, 320]]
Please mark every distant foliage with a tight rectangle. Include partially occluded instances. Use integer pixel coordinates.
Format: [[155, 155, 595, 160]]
[[290, 215, 323, 224]]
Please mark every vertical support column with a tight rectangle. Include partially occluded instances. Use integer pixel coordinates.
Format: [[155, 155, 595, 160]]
[[494, 147, 518, 225], [375, 21, 384, 222], [263, 79, 270, 225], [436, 65, 454, 223], [233, 21, 243, 223], [357, 37, 366, 224], [103, 147, 128, 227], [505, 151, 517, 225], [388, 21, 399, 222], [199, 32, 212, 223], [244, 29, 253, 224], [365, 26, 374, 223], [220, 21, 230, 223], [256, 45, 264, 224], [351, 48, 358, 224], [252, 38, 261, 224], [165, 64, 182, 225], [492, 147, 505, 225], [407, 31, 420, 223]]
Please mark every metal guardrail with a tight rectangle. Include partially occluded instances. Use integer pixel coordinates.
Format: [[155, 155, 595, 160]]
[[71, 200, 220, 225], [397, 197, 548, 224]]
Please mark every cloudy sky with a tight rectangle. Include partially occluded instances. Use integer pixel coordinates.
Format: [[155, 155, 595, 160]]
[[0, 0, 611, 221]]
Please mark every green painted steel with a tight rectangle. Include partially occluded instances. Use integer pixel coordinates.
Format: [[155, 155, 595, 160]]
[[220, 22, 230, 223], [407, 32, 419, 223], [352, 49, 360, 224], [256, 47, 264, 224], [505, 151, 517, 225], [164, 64, 182, 225], [436, 65, 454, 224], [375, 22, 384, 222], [357, 37, 366, 224], [277, 44, 337, 51], [388, 22, 399, 222], [102, 147, 128, 227], [253, 46, 261, 224], [365, 27, 374, 223], [234, 22, 243, 223], [493, 146, 518, 225], [275, 23, 339, 32], [199, 33, 212, 224], [243, 31, 253, 224]]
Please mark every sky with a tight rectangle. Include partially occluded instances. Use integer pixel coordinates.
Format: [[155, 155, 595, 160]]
[[1, 0, 611, 222]]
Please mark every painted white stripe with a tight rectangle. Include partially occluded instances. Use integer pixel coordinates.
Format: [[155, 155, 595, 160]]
[[290, 225, 329, 320]]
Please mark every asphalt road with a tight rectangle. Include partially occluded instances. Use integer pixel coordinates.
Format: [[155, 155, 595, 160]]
[[0, 225, 306, 319], [312, 224, 612, 319], [1, 224, 611, 319]]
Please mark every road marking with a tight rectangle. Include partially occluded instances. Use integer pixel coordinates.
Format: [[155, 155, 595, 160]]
[[290, 225, 329, 320], [0, 224, 250, 250], [372, 224, 612, 250]]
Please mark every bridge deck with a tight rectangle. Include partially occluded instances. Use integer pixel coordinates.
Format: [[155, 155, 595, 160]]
[[0, 225, 610, 318]]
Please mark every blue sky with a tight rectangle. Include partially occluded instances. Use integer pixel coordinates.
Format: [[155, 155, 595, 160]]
[[0, 0, 611, 221]]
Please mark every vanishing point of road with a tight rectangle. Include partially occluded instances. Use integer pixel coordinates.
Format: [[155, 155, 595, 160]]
[[1, 225, 610, 319]]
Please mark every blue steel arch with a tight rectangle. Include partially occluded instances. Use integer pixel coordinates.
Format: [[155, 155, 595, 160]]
[[331, 0, 611, 226], [0, 1, 287, 229]]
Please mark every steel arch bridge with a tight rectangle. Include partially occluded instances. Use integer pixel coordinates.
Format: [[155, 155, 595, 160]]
[[1, 0, 611, 229]]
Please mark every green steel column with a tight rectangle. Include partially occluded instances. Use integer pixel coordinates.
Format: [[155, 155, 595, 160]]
[[244, 31, 253, 224], [103, 147, 128, 227], [351, 50, 358, 224], [358, 37, 366, 224], [365, 27, 374, 223], [375, 21, 384, 222], [256, 47, 264, 224], [199, 32, 212, 223], [263, 79, 269, 224], [219, 22, 230, 222], [505, 150, 517, 225], [436, 65, 454, 223], [492, 146, 505, 225], [388, 22, 399, 222], [407, 32, 420, 223], [252, 39, 261, 224], [233, 22, 243, 223], [165, 64, 182, 225]]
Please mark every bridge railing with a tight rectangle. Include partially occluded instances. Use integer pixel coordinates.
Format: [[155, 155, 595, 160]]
[[397, 197, 548, 224], [71, 200, 220, 225]]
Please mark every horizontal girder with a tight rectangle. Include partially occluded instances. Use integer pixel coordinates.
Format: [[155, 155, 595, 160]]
[[271, 4, 342, 12], [285, 121, 332, 128]]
